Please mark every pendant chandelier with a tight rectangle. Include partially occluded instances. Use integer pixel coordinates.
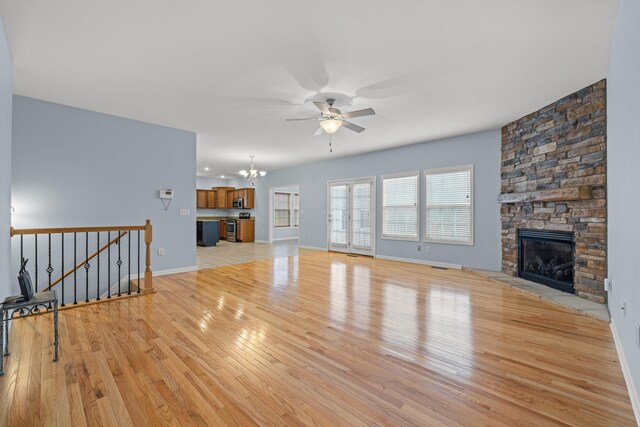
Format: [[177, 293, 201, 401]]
[[238, 155, 267, 186]]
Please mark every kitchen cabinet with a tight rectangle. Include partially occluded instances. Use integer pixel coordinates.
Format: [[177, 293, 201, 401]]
[[240, 188, 255, 209], [206, 190, 216, 208], [219, 219, 227, 239], [196, 190, 207, 209], [236, 219, 254, 243], [214, 187, 235, 209], [227, 190, 236, 208]]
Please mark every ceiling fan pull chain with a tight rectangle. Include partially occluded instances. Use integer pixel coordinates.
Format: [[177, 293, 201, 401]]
[[329, 134, 333, 153]]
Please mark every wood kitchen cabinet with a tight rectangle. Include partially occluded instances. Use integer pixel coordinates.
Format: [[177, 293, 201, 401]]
[[236, 219, 254, 243], [241, 188, 255, 209], [206, 190, 216, 208], [214, 187, 235, 209], [219, 219, 227, 239], [196, 190, 207, 209]]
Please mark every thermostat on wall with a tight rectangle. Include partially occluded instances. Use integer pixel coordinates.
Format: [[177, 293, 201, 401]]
[[159, 189, 174, 199]]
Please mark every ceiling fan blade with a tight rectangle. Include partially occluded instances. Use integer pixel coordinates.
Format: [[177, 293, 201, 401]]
[[341, 120, 365, 133], [341, 108, 376, 119], [313, 127, 324, 136], [285, 117, 318, 121], [313, 101, 330, 114]]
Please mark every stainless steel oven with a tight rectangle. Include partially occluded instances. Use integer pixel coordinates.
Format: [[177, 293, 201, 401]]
[[226, 219, 237, 242]]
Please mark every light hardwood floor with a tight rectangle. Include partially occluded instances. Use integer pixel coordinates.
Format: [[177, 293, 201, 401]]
[[0, 251, 635, 426], [197, 240, 304, 269]]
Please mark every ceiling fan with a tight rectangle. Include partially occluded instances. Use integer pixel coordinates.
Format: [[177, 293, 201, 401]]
[[285, 98, 375, 136]]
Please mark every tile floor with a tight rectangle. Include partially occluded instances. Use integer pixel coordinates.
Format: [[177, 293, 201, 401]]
[[196, 239, 315, 269]]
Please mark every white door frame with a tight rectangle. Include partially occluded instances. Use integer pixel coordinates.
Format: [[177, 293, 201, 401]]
[[326, 177, 376, 256]]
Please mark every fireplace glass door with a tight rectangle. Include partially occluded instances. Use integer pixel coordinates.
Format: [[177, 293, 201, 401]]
[[518, 229, 574, 293]]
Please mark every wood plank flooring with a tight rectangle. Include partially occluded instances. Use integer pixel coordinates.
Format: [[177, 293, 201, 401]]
[[0, 251, 635, 426]]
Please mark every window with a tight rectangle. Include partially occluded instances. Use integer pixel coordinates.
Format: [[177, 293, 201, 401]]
[[274, 192, 291, 227], [293, 193, 300, 227], [382, 172, 418, 240], [425, 165, 473, 245]]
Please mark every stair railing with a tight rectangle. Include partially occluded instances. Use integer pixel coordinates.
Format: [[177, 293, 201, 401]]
[[9, 219, 154, 307]]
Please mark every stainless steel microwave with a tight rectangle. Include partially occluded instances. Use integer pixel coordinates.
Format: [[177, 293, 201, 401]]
[[232, 198, 244, 209]]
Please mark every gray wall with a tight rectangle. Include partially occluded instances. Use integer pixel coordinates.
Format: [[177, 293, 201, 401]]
[[254, 129, 501, 270], [11, 96, 197, 274], [607, 0, 640, 413], [0, 17, 13, 299]]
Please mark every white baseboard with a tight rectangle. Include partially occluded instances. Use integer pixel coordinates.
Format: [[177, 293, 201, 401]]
[[273, 237, 299, 242], [153, 265, 198, 276], [375, 254, 462, 270], [610, 320, 640, 424], [298, 245, 327, 251], [254, 240, 269, 244]]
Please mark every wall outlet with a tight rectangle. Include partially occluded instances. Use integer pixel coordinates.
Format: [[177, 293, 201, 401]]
[[158, 248, 165, 256], [417, 245, 421, 251], [604, 277, 612, 291], [180, 209, 190, 216], [424, 246, 431, 253]]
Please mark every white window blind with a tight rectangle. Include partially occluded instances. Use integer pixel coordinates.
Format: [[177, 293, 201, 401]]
[[425, 166, 472, 244], [293, 193, 300, 227], [382, 173, 418, 240], [274, 192, 291, 228]]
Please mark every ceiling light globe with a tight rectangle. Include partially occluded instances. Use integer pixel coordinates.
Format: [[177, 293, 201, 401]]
[[259, 171, 267, 177], [320, 119, 342, 134], [239, 170, 248, 177]]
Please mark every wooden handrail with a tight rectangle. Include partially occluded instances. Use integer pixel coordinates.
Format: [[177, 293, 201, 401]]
[[47, 231, 128, 290], [11, 225, 146, 236]]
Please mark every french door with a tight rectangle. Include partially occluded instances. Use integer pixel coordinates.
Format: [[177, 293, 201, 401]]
[[328, 178, 375, 256]]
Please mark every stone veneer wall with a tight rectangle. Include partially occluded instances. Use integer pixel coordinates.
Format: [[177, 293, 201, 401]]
[[501, 80, 607, 303]]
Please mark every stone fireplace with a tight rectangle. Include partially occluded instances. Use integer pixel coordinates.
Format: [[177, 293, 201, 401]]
[[500, 80, 607, 303]]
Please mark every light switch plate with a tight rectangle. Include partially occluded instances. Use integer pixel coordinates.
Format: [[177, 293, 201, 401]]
[[180, 209, 190, 216], [604, 277, 612, 291], [636, 324, 640, 347], [158, 248, 165, 256]]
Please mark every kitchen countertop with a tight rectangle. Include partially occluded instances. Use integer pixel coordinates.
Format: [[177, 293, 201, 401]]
[[197, 216, 255, 221]]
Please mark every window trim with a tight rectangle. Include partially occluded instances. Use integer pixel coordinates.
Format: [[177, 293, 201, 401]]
[[273, 191, 292, 228], [293, 192, 300, 228], [381, 170, 420, 242], [423, 164, 474, 246]]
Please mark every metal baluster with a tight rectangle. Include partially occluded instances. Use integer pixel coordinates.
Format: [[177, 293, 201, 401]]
[[108, 231, 111, 299], [34, 235, 38, 290], [128, 231, 131, 295], [137, 230, 141, 293], [46, 233, 53, 290], [84, 232, 89, 302], [73, 233, 77, 304], [96, 232, 100, 301], [117, 235, 122, 297], [61, 233, 65, 307]]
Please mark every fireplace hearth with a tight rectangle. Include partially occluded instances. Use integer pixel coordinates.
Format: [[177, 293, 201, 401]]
[[518, 229, 575, 294]]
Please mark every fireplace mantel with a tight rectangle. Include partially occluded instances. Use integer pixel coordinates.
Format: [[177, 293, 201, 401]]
[[497, 185, 592, 204]]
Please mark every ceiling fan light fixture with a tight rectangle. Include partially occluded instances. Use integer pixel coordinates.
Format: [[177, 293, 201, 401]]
[[320, 119, 342, 134], [239, 170, 248, 177]]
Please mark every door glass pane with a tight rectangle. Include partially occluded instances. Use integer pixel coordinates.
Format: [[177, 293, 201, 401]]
[[330, 185, 348, 245], [351, 182, 372, 249]]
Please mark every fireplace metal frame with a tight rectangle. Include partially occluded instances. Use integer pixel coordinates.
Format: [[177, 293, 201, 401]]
[[517, 229, 575, 294]]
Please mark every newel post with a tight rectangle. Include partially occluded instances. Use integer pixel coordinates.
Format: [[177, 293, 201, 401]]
[[144, 219, 154, 293]]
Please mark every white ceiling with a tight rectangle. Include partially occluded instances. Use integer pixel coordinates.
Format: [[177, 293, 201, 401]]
[[0, 0, 618, 178]]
